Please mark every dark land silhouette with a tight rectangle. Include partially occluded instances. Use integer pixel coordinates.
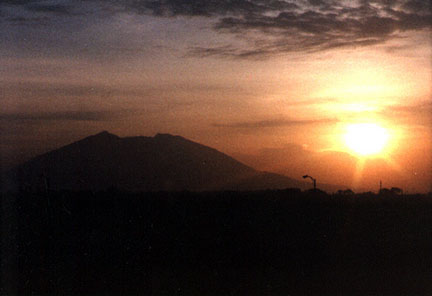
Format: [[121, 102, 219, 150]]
[[2, 131, 432, 295], [3, 131, 343, 193], [2, 190, 432, 295]]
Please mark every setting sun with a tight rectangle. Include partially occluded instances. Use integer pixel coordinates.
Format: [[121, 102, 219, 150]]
[[344, 123, 389, 156]]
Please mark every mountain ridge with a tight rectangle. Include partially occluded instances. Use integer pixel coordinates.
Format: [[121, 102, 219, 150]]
[[3, 131, 342, 193]]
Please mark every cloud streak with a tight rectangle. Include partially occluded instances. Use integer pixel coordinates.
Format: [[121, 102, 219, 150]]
[[213, 118, 338, 129], [0, 110, 133, 122], [127, 0, 432, 58], [1, 0, 430, 58], [379, 101, 432, 127], [2, 1, 76, 15]]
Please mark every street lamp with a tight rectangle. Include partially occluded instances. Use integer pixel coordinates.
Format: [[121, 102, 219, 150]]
[[303, 175, 316, 190]]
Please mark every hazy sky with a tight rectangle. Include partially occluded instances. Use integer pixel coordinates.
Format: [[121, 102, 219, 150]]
[[1, 0, 431, 192]]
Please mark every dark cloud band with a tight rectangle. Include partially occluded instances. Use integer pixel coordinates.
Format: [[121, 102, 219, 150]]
[[0, 110, 131, 122], [213, 118, 338, 129], [1, 0, 431, 58]]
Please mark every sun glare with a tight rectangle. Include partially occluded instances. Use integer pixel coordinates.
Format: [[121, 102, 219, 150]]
[[344, 123, 389, 156]]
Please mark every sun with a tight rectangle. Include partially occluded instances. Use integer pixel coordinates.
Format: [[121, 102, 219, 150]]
[[344, 123, 389, 156]]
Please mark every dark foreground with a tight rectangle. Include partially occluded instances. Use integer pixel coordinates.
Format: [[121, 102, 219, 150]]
[[2, 190, 432, 295]]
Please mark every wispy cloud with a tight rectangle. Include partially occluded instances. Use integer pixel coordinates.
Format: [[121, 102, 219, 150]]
[[124, 0, 299, 17], [379, 101, 432, 127], [126, 0, 432, 58], [0, 110, 133, 122], [25, 3, 75, 15], [1, 0, 430, 58], [213, 118, 338, 129], [1, 0, 88, 27]]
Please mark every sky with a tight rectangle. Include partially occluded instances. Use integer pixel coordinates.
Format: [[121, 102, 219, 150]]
[[1, 0, 431, 192]]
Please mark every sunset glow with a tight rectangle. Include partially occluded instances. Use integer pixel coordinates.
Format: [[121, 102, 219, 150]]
[[1, 0, 431, 193]]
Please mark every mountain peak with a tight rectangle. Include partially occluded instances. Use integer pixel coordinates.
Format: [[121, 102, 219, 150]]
[[154, 133, 188, 142], [80, 131, 119, 142], [154, 133, 177, 138], [94, 131, 118, 138], [66, 131, 120, 149]]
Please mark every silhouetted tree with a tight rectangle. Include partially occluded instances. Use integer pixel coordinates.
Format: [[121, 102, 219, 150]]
[[338, 189, 354, 195], [379, 188, 392, 196], [390, 187, 403, 195], [344, 189, 355, 195]]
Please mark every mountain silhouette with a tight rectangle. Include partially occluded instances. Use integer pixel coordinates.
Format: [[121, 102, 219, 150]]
[[5, 131, 334, 192]]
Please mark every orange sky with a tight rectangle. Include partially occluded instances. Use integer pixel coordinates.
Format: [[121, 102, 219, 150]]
[[1, 0, 431, 192]]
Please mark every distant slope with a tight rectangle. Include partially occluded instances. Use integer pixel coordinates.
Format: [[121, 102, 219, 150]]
[[4, 131, 339, 192], [224, 172, 345, 192]]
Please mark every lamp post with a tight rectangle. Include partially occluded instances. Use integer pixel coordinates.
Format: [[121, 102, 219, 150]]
[[303, 175, 316, 190]]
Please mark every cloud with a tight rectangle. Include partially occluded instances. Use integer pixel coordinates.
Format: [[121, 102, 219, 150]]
[[2, 82, 116, 98], [121, 0, 431, 58], [4, 15, 49, 25], [25, 3, 75, 15], [125, 0, 299, 17], [0, 110, 132, 122], [1, 0, 431, 58], [379, 101, 432, 127], [386, 101, 432, 113], [213, 118, 338, 128], [401, 0, 431, 13], [1, 0, 84, 26], [2, 0, 75, 14]]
